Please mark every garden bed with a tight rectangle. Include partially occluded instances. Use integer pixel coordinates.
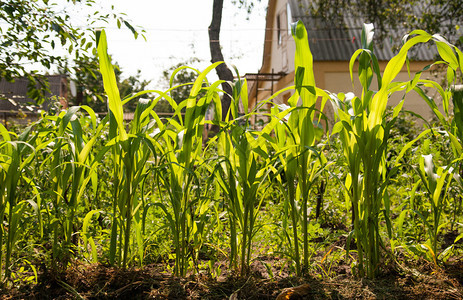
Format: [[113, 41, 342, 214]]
[[3, 257, 462, 299]]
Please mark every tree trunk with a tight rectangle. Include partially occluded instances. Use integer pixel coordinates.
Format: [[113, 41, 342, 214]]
[[209, 0, 234, 121]]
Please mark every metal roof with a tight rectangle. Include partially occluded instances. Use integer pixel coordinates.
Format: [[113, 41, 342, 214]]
[[289, 0, 438, 61]]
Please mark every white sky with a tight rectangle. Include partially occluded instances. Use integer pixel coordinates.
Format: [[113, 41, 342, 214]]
[[94, 0, 267, 89]]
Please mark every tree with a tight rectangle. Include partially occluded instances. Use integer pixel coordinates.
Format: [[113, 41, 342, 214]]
[[161, 58, 202, 105], [157, 57, 208, 117], [208, 0, 262, 121], [63, 56, 151, 112], [209, 0, 234, 121], [0, 0, 142, 103], [119, 70, 152, 112], [307, 0, 463, 45]]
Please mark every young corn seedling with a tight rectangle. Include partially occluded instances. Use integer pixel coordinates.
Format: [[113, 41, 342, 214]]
[[410, 33, 463, 260], [329, 24, 447, 278], [412, 154, 454, 263], [0, 124, 36, 281], [97, 30, 168, 268], [153, 62, 223, 276], [212, 73, 273, 276], [259, 21, 329, 275], [451, 87, 463, 223], [42, 105, 106, 267]]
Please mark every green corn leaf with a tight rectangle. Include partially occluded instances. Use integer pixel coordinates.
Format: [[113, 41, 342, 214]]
[[433, 169, 451, 207], [134, 219, 144, 265], [240, 78, 249, 115], [397, 209, 409, 237], [437, 222, 449, 237], [448, 131, 463, 157], [455, 233, 463, 244], [70, 118, 84, 153], [422, 154, 437, 193], [58, 106, 80, 136], [349, 49, 364, 89], [89, 237, 98, 264], [190, 61, 223, 98], [359, 51, 374, 91], [414, 86, 447, 125], [169, 65, 199, 89], [96, 30, 127, 141], [291, 21, 314, 88], [453, 86, 463, 140], [392, 99, 405, 119], [369, 33, 432, 128], [435, 39, 459, 69], [80, 105, 98, 130], [83, 210, 100, 239], [78, 118, 106, 165], [331, 121, 343, 135]]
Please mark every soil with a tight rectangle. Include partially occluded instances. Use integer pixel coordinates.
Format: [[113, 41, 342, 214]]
[[2, 258, 462, 299]]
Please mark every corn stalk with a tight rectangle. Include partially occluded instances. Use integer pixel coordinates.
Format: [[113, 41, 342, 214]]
[[329, 24, 447, 278]]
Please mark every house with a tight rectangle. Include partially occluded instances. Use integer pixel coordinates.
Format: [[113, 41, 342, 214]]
[[0, 74, 68, 125], [247, 0, 448, 128]]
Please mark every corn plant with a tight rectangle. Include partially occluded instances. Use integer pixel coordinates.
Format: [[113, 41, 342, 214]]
[[153, 63, 223, 276], [258, 21, 329, 275], [0, 124, 36, 281], [47, 106, 106, 265], [212, 74, 273, 276], [329, 24, 448, 278], [451, 87, 463, 223], [97, 30, 166, 268], [412, 154, 454, 263], [412, 34, 463, 258]]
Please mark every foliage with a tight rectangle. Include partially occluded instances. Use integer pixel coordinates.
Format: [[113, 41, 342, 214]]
[[256, 21, 329, 275], [161, 58, 202, 105], [1, 18, 463, 287], [65, 55, 151, 112], [307, 0, 463, 46], [0, 0, 143, 103]]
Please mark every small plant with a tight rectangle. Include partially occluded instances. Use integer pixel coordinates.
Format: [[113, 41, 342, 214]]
[[97, 30, 160, 268], [412, 154, 454, 263], [213, 74, 273, 275], [153, 63, 223, 276], [259, 21, 329, 275], [0, 124, 36, 281], [329, 24, 456, 278]]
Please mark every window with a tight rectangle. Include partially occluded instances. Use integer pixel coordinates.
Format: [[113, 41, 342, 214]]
[[277, 15, 282, 45], [287, 3, 293, 35]]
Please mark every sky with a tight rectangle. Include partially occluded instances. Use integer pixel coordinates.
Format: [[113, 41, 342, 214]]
[[90, 0, 267, 89]]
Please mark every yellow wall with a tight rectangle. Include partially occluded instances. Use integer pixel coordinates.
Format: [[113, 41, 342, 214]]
[[251, 0, 445, 128], [254, 58, 443, 128], [320, 61, 443, 125]]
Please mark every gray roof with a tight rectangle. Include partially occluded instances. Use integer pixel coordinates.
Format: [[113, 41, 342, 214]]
[[289, 0, 437, 61]]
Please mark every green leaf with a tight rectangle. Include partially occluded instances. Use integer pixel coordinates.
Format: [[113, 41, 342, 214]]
[[435, 40, 459, 69], [124, 20, 138, 39], [291, 20, 316, 107], [453, 86, 463, 140], [96, 29, 127, 141]]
